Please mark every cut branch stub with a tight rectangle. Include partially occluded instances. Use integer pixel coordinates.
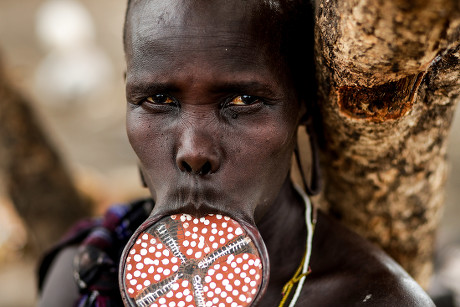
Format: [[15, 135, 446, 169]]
[[337, 72, 425, 121]]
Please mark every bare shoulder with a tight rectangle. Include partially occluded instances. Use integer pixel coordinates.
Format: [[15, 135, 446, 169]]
[[297, 211, 435, 306], [38, 246, 80, 307]]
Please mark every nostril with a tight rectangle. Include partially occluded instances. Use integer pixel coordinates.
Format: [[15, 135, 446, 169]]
[[199, 161, 212, 175], [181, 161, 193, 173], [180, 160, 212, 175]]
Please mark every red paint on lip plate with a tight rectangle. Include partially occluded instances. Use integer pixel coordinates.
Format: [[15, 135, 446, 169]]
[[122, 214, 264, 307]]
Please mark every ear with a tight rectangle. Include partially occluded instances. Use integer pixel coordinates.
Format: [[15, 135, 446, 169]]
[[295, 106, 322, 196]]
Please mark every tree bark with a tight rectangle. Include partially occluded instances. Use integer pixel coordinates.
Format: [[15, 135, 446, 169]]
[[313, 0, 459, 287], [0, 56, 91, 255]]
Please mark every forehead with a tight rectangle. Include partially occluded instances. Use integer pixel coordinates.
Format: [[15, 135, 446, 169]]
[[124, 0, 284, 74], [128, 0, 262, 31], [126, 0, 276, 36]]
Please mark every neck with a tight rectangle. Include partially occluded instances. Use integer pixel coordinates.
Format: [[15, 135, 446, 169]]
[[256, 178, 307, 301]]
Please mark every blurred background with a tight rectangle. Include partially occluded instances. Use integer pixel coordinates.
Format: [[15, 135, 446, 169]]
[[0, 0, 458, 306]]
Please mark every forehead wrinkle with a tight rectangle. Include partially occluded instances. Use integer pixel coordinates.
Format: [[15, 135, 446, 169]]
[[130, 11, 259, 50], [129, 1, 244, 38], [128, 31, 268, 72]]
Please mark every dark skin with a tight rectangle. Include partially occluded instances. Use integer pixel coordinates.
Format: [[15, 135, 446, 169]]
[[125, 0, 301, 226], [39, 0, 435, 306], [123, 0, 434, 306]]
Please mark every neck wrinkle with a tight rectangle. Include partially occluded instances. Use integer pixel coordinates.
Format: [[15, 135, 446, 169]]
[[256, 178, 307, 285]]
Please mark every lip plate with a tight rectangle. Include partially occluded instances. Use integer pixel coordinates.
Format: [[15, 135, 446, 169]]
[[119, 212, 270, 307]]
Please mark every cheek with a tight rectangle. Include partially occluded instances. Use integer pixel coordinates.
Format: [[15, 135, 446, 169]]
[[248, 125, 294, 170], [126, 110, 175, 187], [223, 116, 297, 198], [127, 111, 155, 159], [254, 110, 297, 162]]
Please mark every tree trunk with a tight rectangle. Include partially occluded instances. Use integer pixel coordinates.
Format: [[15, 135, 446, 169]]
[[0, 56, 91, 255], [313, 0, 459, 288]]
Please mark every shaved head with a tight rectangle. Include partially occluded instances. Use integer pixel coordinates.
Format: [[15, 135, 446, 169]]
[[123, 0, 315, 100]]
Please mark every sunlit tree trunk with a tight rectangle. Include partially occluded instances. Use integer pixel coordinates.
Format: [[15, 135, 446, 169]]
[[0, 57, 91, 255], [313, 0, 459, 287]]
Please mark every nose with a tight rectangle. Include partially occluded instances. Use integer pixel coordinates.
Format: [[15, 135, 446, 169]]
[[176, 129, 220, 175]]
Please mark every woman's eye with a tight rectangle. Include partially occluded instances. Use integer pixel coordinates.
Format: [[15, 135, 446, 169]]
[[145, 94, 175, 105], [228, 95, 260, 106]]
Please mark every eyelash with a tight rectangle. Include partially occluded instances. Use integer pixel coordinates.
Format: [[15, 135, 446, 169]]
[[139, 94, 262, 105], [225, 95, 262, 107], [135, 93, 266, 116], [144, 94, 177, 106]]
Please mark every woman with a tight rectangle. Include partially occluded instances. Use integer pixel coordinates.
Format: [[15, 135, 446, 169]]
[[39, 0, 434, 306]]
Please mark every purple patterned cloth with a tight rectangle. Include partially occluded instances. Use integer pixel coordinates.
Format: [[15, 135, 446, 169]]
[[38, 198, 154, 307]]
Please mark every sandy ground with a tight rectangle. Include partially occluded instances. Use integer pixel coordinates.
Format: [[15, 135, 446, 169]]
[[0, 0, 459, 306]]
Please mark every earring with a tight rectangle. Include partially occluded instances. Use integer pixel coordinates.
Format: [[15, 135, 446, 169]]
[[294, 125, 321, 196]]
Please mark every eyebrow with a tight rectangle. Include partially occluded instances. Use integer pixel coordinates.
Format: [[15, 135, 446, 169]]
[[126, 81, 179, 100], [210, 81, 279, 97], [126, 79, 280, 100]]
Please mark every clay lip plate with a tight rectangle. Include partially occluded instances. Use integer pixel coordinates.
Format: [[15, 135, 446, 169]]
[[119, 213, 270, 307]]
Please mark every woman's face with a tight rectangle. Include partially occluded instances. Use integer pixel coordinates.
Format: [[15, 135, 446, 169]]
[[125, 0, 304, 224]]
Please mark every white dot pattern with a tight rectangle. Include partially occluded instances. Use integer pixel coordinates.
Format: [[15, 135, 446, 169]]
[[123, 214, 263, 307]]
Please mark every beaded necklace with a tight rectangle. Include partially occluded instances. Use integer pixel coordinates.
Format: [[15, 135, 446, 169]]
[[278, 185, 316, 307]]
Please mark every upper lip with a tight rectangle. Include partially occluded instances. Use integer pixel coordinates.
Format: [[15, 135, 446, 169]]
[[151, 184, 252, 224]]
